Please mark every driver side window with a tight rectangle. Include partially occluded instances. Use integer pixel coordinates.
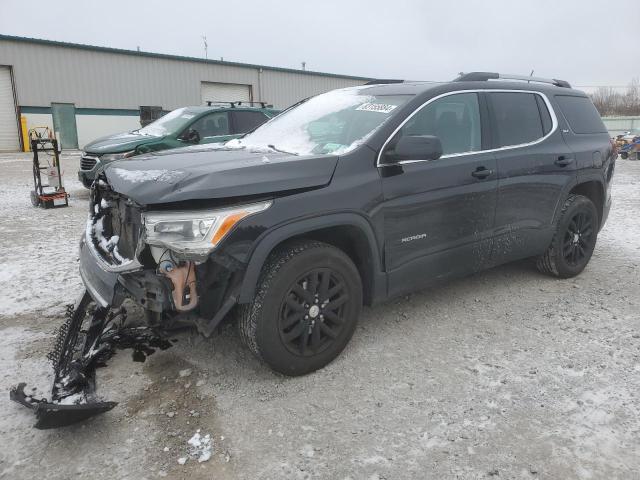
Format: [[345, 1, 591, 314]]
[[189, 112, 230, 138], [397, 93, 481, 156]]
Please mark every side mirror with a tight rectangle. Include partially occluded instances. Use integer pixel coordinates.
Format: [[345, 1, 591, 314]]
[[180, 128, 201, 144], [384, 135, 443, 164]]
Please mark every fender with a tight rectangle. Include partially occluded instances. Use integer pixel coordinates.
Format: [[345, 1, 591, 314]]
[[237, 212, 386, 304], [552, 172, 605, 218]]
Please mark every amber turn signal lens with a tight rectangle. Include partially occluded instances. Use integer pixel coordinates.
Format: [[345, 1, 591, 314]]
[[211, 212, 247, 245]]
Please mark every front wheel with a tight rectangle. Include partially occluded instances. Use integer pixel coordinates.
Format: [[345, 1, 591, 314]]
[[536, 194, 598, 278], [238, 240, 362, 376]]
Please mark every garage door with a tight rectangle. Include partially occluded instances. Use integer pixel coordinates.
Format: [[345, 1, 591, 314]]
[[0, 66, 19, 152], [201, 82, 251, 104]]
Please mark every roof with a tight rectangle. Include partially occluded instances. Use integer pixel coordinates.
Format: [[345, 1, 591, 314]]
[[359, 81, 446, 95], [0, 34, 372, 82]]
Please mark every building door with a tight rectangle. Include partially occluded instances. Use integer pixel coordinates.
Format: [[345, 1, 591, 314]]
[[0, 66, 19, 152], [51, 103, 78, 149], [201, 82, 251, 104]]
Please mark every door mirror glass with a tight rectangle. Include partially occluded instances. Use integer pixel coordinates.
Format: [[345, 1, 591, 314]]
[[384, 135, 443, 163]]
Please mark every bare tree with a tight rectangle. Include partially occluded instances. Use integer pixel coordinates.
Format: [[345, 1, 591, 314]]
[[591, 78, 640, 116]]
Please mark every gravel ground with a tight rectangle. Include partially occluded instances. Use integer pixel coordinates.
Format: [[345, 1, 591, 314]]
[[0, 152, 638, 480]]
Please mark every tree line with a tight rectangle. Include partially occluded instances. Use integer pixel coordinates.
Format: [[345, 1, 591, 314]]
[[590, 78, 640, 117]]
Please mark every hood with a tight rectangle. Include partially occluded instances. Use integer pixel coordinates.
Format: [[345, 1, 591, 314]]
[[85, 131, 162, 154], [103, 147, 338, 205]]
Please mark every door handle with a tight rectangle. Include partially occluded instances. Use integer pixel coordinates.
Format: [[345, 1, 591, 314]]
[[555, 155, 574, 166], [471, 167, 493, 179]]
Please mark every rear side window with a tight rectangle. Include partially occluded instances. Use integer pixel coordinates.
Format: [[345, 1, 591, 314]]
[[555, 95, 607, 134], [535, 95, 553, 135], [232, 111, 268, 134], [489, 92, 545, 147]]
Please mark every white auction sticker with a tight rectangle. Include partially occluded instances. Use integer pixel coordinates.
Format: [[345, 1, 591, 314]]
[[355, 103, 398, 114]]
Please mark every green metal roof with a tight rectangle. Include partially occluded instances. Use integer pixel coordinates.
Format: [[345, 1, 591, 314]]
[[0, 34, 372, 82]]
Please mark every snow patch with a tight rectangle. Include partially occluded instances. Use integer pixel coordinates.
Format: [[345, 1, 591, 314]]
[[186, 430, 213, 463], [111, 168, 185, 184]]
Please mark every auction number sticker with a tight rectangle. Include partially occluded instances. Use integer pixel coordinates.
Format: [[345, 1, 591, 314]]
[[356, 103, 398, 114]]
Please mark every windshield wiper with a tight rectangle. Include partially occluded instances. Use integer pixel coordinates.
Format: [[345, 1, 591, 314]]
[[267, 144, 298, 156]]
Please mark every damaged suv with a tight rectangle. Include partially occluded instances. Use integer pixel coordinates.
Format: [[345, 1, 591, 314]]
[[12, 73, 616, 428]]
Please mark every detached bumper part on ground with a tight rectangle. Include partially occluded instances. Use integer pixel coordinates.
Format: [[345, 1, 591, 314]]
[[9, 291, 173, 429]]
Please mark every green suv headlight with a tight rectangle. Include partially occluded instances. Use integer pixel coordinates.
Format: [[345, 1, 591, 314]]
[[101, 150, 136, 162], [142, 201, 272, 258]]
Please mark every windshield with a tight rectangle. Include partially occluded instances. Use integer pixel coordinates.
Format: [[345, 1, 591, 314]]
[[226, 88, 412, 155], [138, 107, 198, 136]]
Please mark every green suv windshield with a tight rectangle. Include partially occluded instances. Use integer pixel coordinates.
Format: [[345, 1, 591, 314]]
[[226, 88, 412, 155], [138, 107, 198, 137]]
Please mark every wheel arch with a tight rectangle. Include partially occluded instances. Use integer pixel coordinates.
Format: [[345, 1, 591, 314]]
[[569, 179, 605, 229], [238, 213, 385, 305]]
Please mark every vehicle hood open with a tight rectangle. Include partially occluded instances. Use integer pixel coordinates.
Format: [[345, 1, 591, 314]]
[[85, 131, 162, 155], [103, 147, 339, 205]]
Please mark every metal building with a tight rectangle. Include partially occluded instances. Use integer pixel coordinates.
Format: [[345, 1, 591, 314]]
[[0, 35, 371, 151]]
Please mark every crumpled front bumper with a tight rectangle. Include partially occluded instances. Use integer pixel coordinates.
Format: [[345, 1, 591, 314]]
[[79, 235, 172, 312], [79, 236, 119, 307]]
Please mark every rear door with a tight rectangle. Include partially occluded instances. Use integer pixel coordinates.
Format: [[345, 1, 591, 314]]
[[380, 91, 498, 297], [487, 91, 575, 265], [230, 110, 270, 135]]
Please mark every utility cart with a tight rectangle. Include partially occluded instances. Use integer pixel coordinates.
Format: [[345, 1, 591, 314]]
[[29, 128, 69, 208]]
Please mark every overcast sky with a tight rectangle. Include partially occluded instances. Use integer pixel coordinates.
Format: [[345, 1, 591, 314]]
[[1, 0, 637, 89]]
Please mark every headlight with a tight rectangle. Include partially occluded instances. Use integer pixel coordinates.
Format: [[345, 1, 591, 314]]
[[142, 201, 272, 258], [101, 150, 136, 162]]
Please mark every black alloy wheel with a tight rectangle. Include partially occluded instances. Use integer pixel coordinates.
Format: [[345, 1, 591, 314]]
[[562, 211, 595, 266], [278, 269, 349, 357], [238, 240, 362, 376], [537, 194, 599, 278]]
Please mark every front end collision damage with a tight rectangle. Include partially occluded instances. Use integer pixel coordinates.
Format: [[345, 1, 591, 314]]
[[11, 178, 263, 428]]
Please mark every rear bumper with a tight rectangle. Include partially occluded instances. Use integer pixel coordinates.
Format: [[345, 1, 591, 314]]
[[601, 193, 612, 230]]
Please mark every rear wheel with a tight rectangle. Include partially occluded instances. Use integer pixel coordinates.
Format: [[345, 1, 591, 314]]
[[238, 240, 362, 376], [536, 194, 598, 278]]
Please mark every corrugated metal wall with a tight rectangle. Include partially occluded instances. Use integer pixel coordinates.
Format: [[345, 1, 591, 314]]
[[0, 38, 368, 110], [602, 116, 640, 137]]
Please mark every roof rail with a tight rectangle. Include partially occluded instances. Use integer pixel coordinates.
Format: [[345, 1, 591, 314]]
[[454, 72, 571, 88], [364, 79, 404, 85], [205, 101, 272, 108]]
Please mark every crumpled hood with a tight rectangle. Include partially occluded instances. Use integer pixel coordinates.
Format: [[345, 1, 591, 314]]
[[104, 147, 338, 205], [85, 131, 162, 154]]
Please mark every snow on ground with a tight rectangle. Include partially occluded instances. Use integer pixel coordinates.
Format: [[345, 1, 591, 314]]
[[0, 153, 86, 316], [0, 152, 639, 479]]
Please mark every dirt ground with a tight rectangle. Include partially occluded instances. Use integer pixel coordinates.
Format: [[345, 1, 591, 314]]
[[0, 152, 638, 480]]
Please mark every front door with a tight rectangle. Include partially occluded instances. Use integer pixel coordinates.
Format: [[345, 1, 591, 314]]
[[380, 92, 498, 297], [51, 103, 78, 149]]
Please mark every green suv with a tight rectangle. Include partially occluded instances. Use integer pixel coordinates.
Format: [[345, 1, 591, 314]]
[[78, 102, 280, 187]]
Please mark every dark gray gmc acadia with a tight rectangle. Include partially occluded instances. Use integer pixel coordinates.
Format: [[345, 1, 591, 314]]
[[77, 72, 616, 377]]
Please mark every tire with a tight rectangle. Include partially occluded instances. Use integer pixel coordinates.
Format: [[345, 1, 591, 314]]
[[238, 240, 362, 376], [620, 152, 628, 159], [30, 190, 40, 207], [536, 194, 598, 278]]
